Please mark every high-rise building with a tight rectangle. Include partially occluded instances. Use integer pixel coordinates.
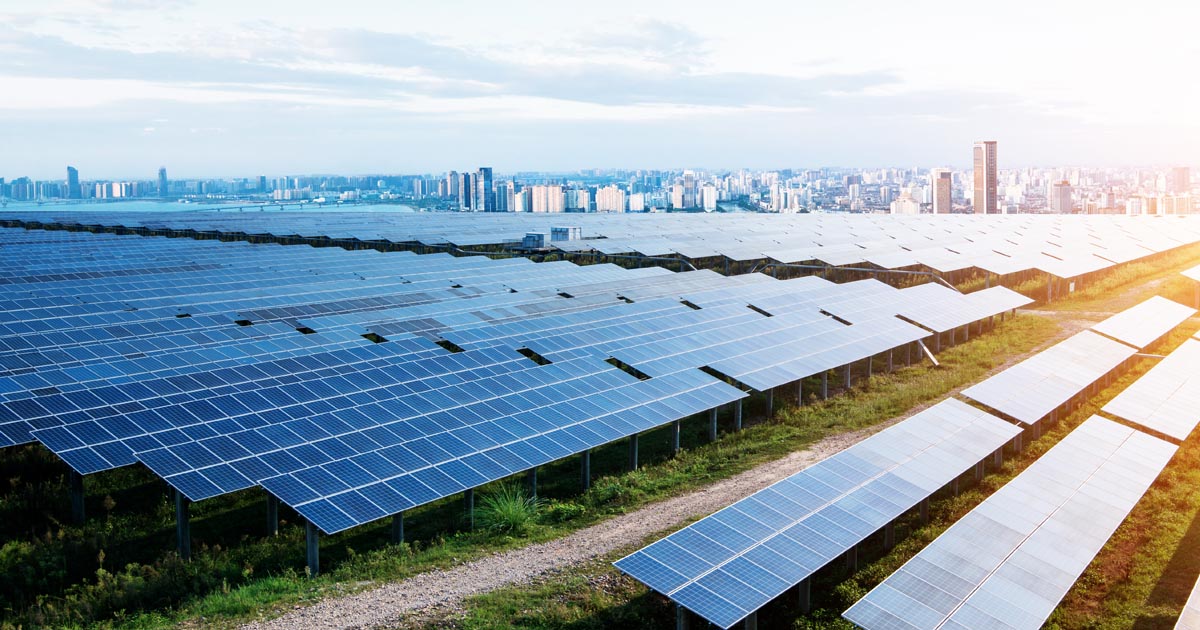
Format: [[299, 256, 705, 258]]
[[972, 140, 999, 214], [595, 185, 626, 212], [930, 168, 953, 214], [445, 171, 459, 199], [1170, 166, 1191, 195], [66, 166, 81, 199], [457, 172, 472, 210], [531, 185, 564, 212], [1050, 180, 1073, 213], [258, 175, 267, 192], [475, 167, 494, 211], [158, 167, 169, 198]]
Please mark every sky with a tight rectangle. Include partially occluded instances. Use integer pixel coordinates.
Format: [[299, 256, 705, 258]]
[[2, 0, 1198, 179]]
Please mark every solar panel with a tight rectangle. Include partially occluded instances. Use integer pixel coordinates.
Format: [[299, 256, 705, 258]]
[[961, 330, 1136, 426], [843, 416, 1176, 630], [615, 398, 1021, 629], [1102, 338, 1200, 441], [1090, 296, 1196, 350]]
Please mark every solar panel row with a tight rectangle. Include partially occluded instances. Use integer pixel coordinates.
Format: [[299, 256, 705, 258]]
[[615, 399, 1021, 629], [1090, 296, 1196, 350], [6, 209, 1200, 280], [961, 330, 1136, 426], [843, 416, 1176, 630], [1101, 338, 1200, 442]]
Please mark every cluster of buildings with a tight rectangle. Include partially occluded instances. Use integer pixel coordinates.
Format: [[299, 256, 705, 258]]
[[2, 150, 1193, 216], [886, 141, 1193, 216], [429, 167, 727, 212]]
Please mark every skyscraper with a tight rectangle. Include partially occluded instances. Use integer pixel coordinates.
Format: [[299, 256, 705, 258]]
[[475, 167, 494, 212], [457, 171, 472, 210], [66, 166, 81, 199], [158, 167, 169, 198], [1050, 180, 1073, 213], [972, 141, 998, 214], [930, 168, 953, 214]]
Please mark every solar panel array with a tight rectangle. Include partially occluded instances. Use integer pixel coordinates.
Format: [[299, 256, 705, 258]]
[[1101, 338, 1200, 442], [1090, 296, 1196, 350], [614, 398, 1021, 629], [843, 416, 1177, 630], [6, 206, 1200, 279], [960, 331, 1136, 426], [0, 227, 1025, 536]]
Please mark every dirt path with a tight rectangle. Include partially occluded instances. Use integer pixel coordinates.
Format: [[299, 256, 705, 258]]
[[241, 313, 1091, 630]]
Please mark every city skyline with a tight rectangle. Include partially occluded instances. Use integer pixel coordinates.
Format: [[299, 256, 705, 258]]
[[3, 1, 1199, 178]]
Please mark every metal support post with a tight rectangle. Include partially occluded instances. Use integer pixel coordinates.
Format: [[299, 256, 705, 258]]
[[267, 493, 280, 537], [175, 489, 191, 560], [744, 611, 758, 630], [581, 450, 591, 491], [735, 399, 743, 431], [821, 372, 829, 399], [676, 603, 691, 630], [391, 512, 405, 544], [528, 467, 538, 499], [798, 578, 811, 614], [464, 488, 475, 530], [628, 434, 639, 470], [306, 520, 319, 577], [69, 470, 85, 524], [844, 363, 852, 389], [671, 419, 681, 455], [708, 409, 718, 442]]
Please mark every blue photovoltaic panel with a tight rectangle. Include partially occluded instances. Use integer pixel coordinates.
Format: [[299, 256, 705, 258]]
[[615, 399, 1021, 629], [1090, 296, 1195, 350], [259, 361, 746, 533], [844, 416, 1176, 630], [961, 330, 1135, 426], [1102, 338, 1200, 442]]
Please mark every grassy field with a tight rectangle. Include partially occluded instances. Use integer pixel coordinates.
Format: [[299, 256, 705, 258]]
[[0, 315, 1059, 630], [442, 320, 1200, 630]]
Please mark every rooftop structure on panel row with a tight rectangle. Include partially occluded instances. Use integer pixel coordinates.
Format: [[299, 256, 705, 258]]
[[0, 225, 1028, 578], [2, 158, 1194, 216]]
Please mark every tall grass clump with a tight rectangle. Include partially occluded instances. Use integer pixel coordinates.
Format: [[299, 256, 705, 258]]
[[476, 484, 542, 537]]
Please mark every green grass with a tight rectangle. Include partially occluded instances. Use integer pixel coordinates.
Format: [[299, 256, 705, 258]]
[[0, 315, 1059, 630], [444, 321, 1200, 630]]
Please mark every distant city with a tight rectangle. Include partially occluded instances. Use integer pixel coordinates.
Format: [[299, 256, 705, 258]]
[[1, 142, 1194, 216]]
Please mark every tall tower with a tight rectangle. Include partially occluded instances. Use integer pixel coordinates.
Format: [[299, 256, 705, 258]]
[[158, 167, 169, 198], [66, 166, 81, 199], [475, 167, 494, 212], [930, 168, 953, 214], [972, 140, 998, 214]]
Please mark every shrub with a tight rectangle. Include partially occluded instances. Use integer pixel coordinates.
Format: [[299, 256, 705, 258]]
[[475, 484, 541, 536]]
